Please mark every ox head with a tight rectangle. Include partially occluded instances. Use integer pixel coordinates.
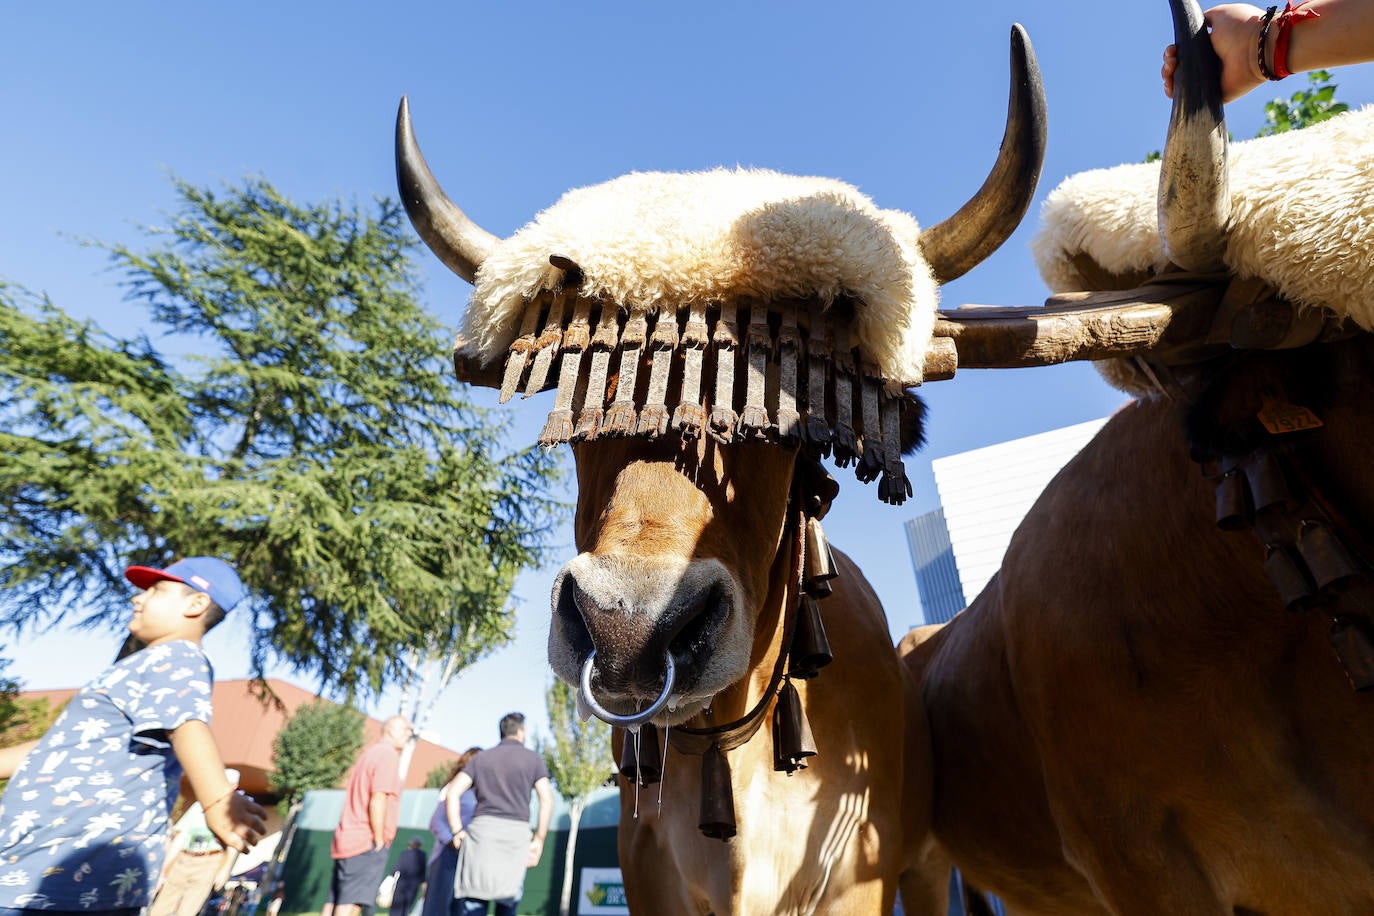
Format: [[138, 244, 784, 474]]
[[396, 27, 1045, 725]]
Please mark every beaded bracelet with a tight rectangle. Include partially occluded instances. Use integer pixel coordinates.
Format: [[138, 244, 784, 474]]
[[1258, 5, 1282, 81], [203, 786, 236, 812], [1273, 1, 1321, 79]]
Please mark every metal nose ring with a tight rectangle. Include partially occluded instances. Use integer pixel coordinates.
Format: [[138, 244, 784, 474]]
[[578, 650, 677, 728]]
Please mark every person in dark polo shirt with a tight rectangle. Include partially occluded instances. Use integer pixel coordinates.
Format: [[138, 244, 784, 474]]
[[446, 713, 553, 916]]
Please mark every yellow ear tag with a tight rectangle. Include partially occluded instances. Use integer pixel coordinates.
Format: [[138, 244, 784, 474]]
[[1258, 397, 1324, 435]]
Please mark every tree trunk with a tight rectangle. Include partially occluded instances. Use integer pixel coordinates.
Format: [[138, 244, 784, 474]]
[[559, 799, 584, 916]]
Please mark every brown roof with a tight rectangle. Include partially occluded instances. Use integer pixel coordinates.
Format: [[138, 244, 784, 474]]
[[16, 678, 460, 799]]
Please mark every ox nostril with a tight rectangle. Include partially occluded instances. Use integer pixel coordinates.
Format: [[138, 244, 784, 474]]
[[666, 580, 728, 667], [554, 572, 595, 661]]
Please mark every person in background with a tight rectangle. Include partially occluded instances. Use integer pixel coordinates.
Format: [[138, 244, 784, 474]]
[[1162, 0, 1374, 102], [329, 715, 413, 916], [448, 714, 553, 916], [420, 748, 481, 916], [389, 839, 427, 916], [0, 556, 266, 916], [149, 769, 245, 916]]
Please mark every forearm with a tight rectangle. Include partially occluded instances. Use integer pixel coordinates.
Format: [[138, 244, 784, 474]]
[[534, 785, 553, 840], [0, 740, 39, 780], [169, 720, 265, 851], [368, 792, 388, 848], [1282, 0, 1374, 73], [169, 721, 236, 808], [445, 789, 461, 836]]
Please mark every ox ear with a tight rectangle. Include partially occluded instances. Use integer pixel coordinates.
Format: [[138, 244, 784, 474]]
[[900, 393, 928, 456]]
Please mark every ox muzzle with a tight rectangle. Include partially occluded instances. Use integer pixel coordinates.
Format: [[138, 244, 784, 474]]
[[549, 553, 753, 725]]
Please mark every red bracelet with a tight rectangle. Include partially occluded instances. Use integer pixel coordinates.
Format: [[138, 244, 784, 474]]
[[1273, 0, 1321, 80]]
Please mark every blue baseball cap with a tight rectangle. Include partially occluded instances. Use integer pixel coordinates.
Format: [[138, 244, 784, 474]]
[[125, 557, 247, 612]]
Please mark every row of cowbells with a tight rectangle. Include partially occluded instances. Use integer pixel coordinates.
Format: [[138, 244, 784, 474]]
[[1212, 446, 1374, 689]]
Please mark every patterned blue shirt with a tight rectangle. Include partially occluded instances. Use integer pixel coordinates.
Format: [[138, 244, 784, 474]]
[[0, 640, 214, 911]]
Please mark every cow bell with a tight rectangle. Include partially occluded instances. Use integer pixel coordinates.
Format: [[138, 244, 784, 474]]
[[1214, 469, 1252, 531], [1298, 521, 1363, 594], [1328, 617, 1374, 691], [617, 723, 662, 786], [1244, 450, 1296, 516], [772, 680, 818, 774], [804, 517, 838, 597], [790, 595, 834, 679], [1264, 545, 1318, 613], [698, 744, 737, 841]]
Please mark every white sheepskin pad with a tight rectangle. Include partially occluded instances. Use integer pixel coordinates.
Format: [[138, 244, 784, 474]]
[[465, 168, 940, 385], [1032, 105, 1374, 329]]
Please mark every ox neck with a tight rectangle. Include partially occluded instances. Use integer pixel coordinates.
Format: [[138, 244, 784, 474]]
[[670, 477, 808, 748]]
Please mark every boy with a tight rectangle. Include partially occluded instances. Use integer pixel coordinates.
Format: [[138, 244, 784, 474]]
[[0, 556, 267, 916]]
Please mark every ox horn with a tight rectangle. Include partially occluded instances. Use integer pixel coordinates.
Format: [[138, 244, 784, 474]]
[[395, 96, 499, 285], [918, 24, 1047, 285], [1158, 0, 1230, 272]]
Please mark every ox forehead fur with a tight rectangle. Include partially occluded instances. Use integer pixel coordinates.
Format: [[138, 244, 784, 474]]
[[1033, 105, 1374, 334], [465, 167, 940, 384]]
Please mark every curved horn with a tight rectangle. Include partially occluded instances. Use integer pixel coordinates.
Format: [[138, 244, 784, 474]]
[[1157, 0, 1230, 272], [395, 96, 499, 285], [919, 24, 1048, 285]]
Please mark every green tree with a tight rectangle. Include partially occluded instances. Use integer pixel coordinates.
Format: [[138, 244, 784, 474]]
[[269, 699, 366, 814], [538, 679, 613, 916], [0, 657, 19, 736], [424, 758, 457, 789], [0, 178, 563, 698], [1259, 70, 1349, 135]]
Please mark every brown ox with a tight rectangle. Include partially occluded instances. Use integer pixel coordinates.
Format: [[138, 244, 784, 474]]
[[393, 24, 1045, 913], [904, 0, 1374, 912]]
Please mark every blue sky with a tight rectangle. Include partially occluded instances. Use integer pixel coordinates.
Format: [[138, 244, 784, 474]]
[[4, 2, 1372, 753]]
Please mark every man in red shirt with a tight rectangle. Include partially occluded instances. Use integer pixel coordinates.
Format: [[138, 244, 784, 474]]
[[330, 715, 413, 916]]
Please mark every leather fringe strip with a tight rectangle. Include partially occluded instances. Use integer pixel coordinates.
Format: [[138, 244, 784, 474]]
[[491, 294, 919, 504]]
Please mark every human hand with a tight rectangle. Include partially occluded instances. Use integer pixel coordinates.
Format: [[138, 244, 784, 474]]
[[526, 835, 544, 868], [451, 830, 466, 850], [205, 791, 267, 853], [1164, 3, 1268, 103]]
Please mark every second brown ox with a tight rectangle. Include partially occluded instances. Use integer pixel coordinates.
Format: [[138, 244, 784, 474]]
[[907, 0, 1374, 911]]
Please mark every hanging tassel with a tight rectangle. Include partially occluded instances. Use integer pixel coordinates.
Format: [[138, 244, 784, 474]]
[[636, 311, 678, 438], [775, 307, 802, 445], [804, 302, 833, 454], [772, 680, 817, 774], [603, 312, 647, 436], [523, 291, 567, 397], [832, 322, 858, 466], [617, 724, 662, 786], [539, 297, 592, 446], [699, 744, 737, 840], [574, 304, 620, 440], [738, 303, 772, 439], [877, 392, 913, 506], [855, 369, 885, 484], [499, 298, 544, 404], [709, 302, 740, 443], [789, 595, 834, 680], [672, 302, 710, 438]]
